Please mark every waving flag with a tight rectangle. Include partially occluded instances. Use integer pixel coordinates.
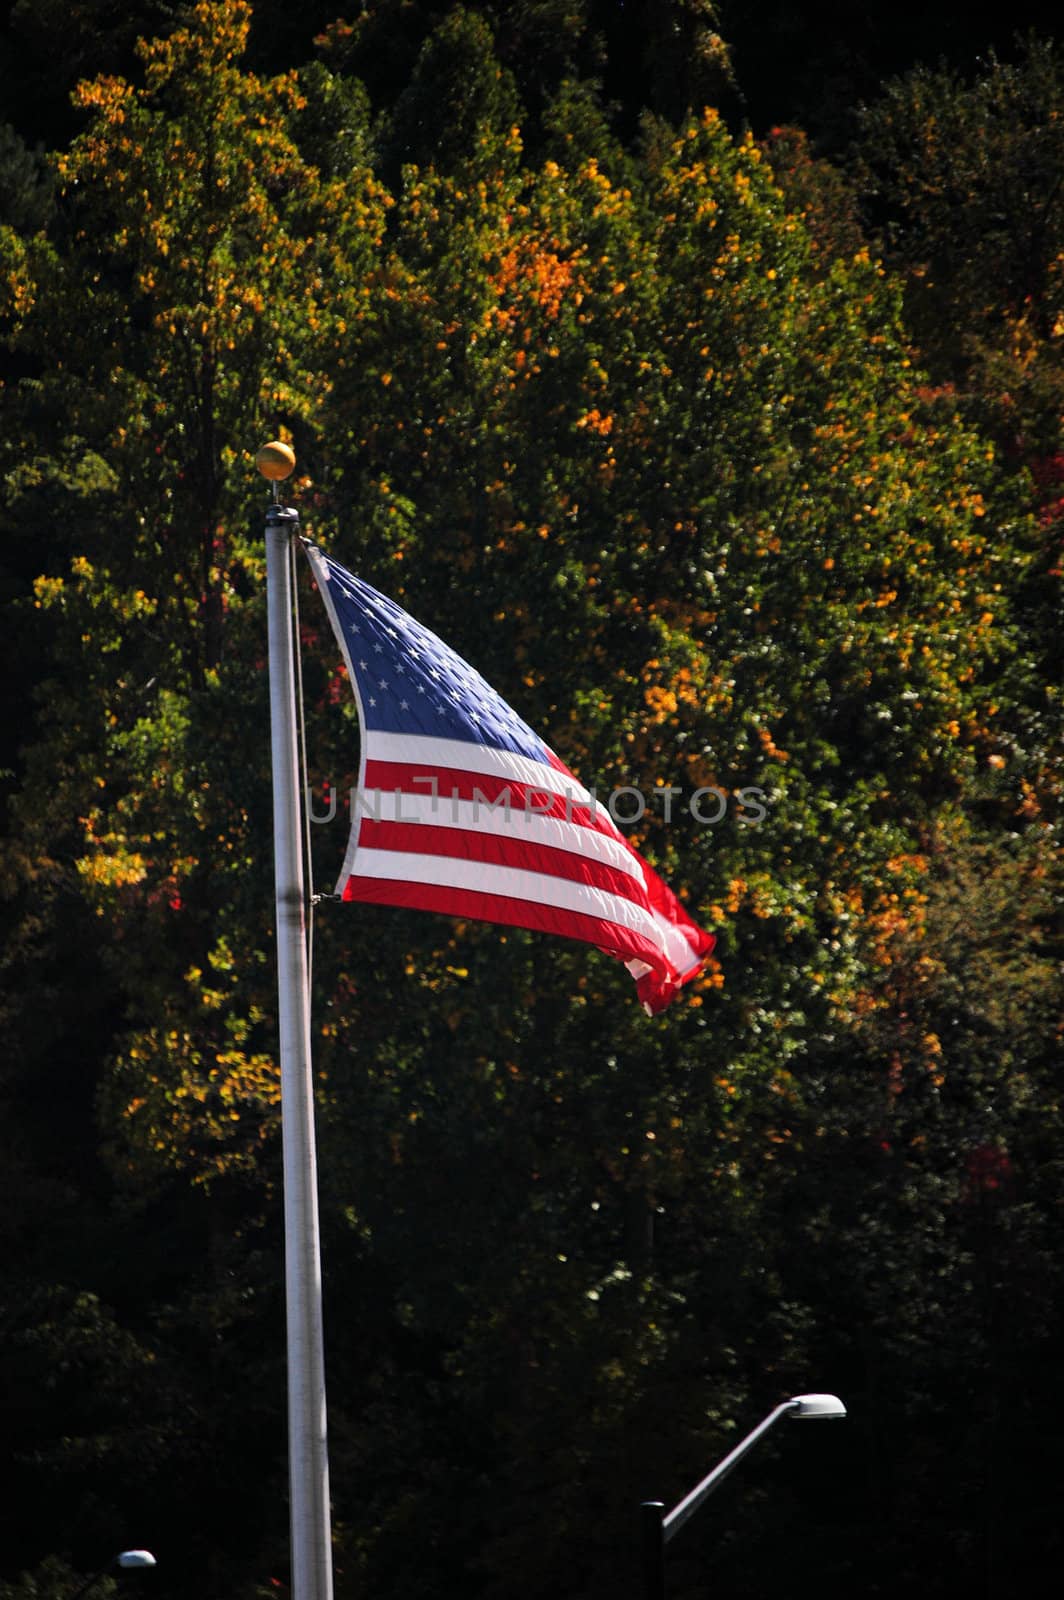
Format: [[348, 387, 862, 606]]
[[305, 545, 714, 1014]]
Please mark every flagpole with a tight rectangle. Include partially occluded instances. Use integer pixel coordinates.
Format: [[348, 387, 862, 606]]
[[260, 442, 334, 1600]]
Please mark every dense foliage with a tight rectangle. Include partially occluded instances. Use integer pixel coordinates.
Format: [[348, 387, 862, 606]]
[[1, 5, 1060, 1600]]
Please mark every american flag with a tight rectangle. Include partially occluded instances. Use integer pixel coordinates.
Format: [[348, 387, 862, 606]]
[[306, 545, 715, 1014]]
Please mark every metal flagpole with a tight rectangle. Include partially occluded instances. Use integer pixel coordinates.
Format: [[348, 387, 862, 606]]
[[260, 441, 334, 1600]]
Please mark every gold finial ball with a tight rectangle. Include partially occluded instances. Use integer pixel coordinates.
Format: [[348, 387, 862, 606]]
[[256, 440, 296, 481]]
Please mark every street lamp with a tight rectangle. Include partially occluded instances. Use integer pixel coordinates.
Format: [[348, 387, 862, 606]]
[[640, 1393, 846, 1599], [69, 1552, 157, 1600]]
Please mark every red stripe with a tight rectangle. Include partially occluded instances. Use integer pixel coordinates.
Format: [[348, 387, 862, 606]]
[[363, 760, 622, 840], [544, 748, 578, 779], [355, 818, 648, 902], [340, 874, 676, 977], [641, 865, 717, 963]]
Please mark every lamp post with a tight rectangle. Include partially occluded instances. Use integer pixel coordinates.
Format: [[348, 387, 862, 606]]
[[68, 1551, 157, 1600], [640, 1393, 846, 1598]]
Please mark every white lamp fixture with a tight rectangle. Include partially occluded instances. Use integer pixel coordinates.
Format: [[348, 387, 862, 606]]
[[69, 1550, 157, 1600], [788, 1393, 847, 1420]]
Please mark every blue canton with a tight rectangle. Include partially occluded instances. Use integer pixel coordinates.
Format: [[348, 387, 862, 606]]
[[319, 553, 550, 764]]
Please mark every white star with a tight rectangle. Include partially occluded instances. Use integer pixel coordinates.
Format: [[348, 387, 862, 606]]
[[400, 699, 409, 710]]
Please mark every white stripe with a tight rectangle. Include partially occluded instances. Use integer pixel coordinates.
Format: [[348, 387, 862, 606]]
[[648, 907, 705, 977], [367, 731, 622, 834], [358, 790, 644, 885], [349, 849, 674, 958]]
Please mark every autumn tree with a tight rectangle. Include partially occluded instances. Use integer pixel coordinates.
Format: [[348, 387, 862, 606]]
[[1, 6, 1060, 1600], [295, 32, 1037, 1592], [855, 39, 1062, 742], [0, 4, 385, 1591]]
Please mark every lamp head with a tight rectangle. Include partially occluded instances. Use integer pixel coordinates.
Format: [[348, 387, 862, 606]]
[[115, 1554, 156, 1571], [787, 1393, 847, 1420]]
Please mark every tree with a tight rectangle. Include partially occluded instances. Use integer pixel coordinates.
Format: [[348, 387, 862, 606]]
[[299, 68, 1033, 1595], [855, 37, 1062, 818], [1, 7, 1059, 1599], [0, 6, 385, 1592]]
